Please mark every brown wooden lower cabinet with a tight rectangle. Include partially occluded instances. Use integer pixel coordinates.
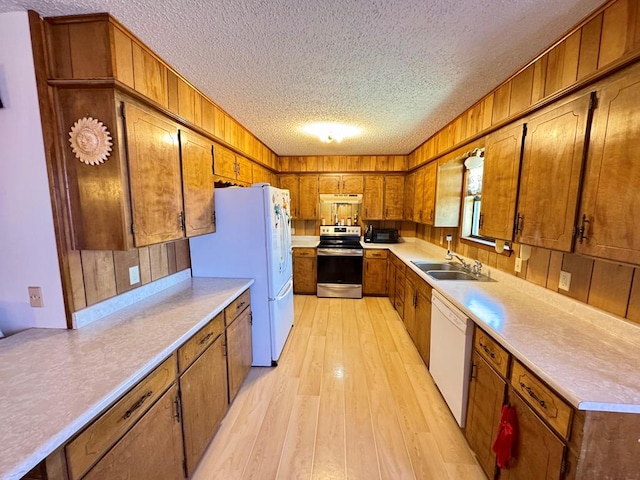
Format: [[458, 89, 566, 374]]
[[293, 248, 317, 294], [402, 270, 432, 367], [500, 388, 566, 480], [180, 332, 229, 476], [363, 249, 388, 295], [465, 351, 506, 479], [83, 385, 185, 480], [226, 306, 253, 402]]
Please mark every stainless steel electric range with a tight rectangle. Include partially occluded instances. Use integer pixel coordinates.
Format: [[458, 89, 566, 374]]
[[316, 225, 363, 299]]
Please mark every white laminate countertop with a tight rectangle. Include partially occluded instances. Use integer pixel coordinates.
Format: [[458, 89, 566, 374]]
[[0, 277, 253, 480], [383, 240, 640, 414]]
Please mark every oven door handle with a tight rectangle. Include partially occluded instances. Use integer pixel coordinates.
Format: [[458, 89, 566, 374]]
[[317, 248, 363, 257]]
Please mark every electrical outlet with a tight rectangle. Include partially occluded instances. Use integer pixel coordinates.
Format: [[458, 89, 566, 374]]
[[559, 271, 572, 291], [28, 286, 44, 308], [514, 257, 522, 273], [129, 266, 140, 285]]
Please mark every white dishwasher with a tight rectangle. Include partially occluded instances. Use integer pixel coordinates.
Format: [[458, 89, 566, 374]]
[[429, 291, 474, 427]]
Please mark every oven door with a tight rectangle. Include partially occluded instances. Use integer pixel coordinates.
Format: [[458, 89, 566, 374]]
[[317, 248, 363, 298]]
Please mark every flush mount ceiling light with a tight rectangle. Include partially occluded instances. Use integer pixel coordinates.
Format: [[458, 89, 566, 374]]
[[302, 122, 361, 143]]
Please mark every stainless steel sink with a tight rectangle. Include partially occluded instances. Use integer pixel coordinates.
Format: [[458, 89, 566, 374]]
[[427, 270, 496, 282], [411, 261, 463, 272]]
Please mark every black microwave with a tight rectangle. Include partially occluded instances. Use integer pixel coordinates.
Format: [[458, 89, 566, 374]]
[[366, 228, 399, 243]]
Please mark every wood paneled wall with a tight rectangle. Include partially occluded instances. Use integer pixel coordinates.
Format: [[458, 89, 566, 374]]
[[69, 239, 191, 310], [45, 14, 277, 171], [416, 226, 640, 326], [292, 219, 416, 237], [408, 0, 640, 170], [279, 155, 407, 172]]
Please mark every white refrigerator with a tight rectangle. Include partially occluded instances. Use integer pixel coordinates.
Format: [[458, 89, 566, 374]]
[[189, 184, 294, 366]]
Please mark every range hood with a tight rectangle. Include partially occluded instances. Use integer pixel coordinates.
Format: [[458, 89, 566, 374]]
[[319, 193, 363, 204]]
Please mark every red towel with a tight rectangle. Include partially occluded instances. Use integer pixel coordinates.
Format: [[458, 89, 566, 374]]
[[492, 404, 518, 468]]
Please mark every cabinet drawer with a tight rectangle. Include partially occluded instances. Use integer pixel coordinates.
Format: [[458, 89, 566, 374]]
[[225, 289, 251, 326], [510, 360, 573, 440], [65, 355, 177, 480], [391, 253, 405, 270], [365, 249, 388, 259], [406, 268, 420, 286], [178, 313, 224, 373], [416, 278, 432, 298], [294, 247, 316, 257], [474, 328, 510, 378]]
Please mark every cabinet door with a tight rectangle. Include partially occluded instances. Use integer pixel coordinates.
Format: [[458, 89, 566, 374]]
[[517, 93, 593, 251], [180, 335, 228, 476], [293, 250, 317, 294], [465, 351, 506, 480], [227, 307, 253, 402], [414, 283, 432, 367], [384, 175, 405, 220], [363, 175, 384, 219], [500, 389, 565, 480], [341, 175, 364, 194], [422, 161, 437, 225], [235, 154, 253, 184], [180, 129, 215, 237], [403, 278, 416, 335], [404, 171, 416, 221], [363, 257, 388, 295], [480, 123, 524, 241], [434, 157, 464, 227], [212, 143, 237, 180], [387, 258, 396, 301], [125, 104, 183, 247], [577, 64, 640, 264], [318, 175, 341, 194], [83, 385, 185, 480], [299, 176, 319, 219], [279, 175, 300, 218], [413, 167, 426, 223]]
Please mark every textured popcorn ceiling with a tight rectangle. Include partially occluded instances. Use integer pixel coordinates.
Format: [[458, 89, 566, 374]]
[[2, 0, 604, 156]]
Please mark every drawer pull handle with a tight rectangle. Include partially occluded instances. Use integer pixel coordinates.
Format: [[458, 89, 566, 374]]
[[237, 301, 246, 310], [199, 332, 214, 345], [480, 342, 496, 359], [520, 382, 547, 409], [124, 391, 153, 419]]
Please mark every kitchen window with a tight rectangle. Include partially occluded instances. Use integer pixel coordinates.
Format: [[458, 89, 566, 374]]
[[460, 149, 499, 247]]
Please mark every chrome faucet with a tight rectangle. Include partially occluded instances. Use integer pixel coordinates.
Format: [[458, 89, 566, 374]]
[[472, 260, 483, 276], [447, 252, 470, 271]]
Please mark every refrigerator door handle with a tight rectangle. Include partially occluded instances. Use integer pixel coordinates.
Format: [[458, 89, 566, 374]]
[[271, 279, 293, 301]]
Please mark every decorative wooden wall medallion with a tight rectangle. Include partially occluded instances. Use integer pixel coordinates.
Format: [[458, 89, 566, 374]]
[[69, 117, 113, 165]]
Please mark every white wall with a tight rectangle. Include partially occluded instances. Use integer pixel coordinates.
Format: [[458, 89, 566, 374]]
[[0, 11, 67, 335]]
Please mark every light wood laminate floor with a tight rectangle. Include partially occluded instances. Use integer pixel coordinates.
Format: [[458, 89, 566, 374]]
[[193, 295, 485, 480]]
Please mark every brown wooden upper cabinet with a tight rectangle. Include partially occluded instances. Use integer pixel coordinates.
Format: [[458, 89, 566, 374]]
[[318, 174, 363, 194], [179, 129, 216, 238], [57, 88, 216, 250], [212, 143, 253, 185], [124, 104, 184, 247], [516, 92, 594, 252], [480, 122, 525, 241], [576, 62, 640, 265], [410, 156, 463, 227], [403, 171, 416, 221], [299, 175, 319, 219], [279, 175, 300, 218], [363, 174, 404, 220], [363, 175, 384, 219], [383, 175, 405, 220]]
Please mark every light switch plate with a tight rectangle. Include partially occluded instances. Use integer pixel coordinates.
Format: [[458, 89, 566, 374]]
[[514, 257, 522, 273], [559, 270, 572, 291], [129, 265, 140, 285]]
